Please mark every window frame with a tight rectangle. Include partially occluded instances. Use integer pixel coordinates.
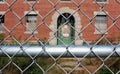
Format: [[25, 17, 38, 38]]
[[94, 11, 108, 34], [0, 0, 5, 4], [60, 0, 72, 3], [0, 14, 4, 33], [94, 0, 109, 4], [95, 15, 107, 24], [24, 11, 38, 34], [25, 0, 39, 3]]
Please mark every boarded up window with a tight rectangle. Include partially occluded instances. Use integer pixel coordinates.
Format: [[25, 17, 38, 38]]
[[26, 14, 37, 33], [95, 15, 107, 34]]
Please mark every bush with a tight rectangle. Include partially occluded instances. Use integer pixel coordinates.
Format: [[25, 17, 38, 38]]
[[0, 33, 5, 45], [0, 33, 5, 42]]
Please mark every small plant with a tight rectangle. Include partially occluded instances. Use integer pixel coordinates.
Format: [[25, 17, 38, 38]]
[[0, 33, 5, 42], [97, 39, 107, 45], [117, 34, 120, 43], [0, 33, 5, 45], [39, 37, 48, 45], [97, 37, 114, 45]]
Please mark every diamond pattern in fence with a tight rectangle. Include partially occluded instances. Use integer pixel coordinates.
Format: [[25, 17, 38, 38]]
[[0, 0, 120, 74]]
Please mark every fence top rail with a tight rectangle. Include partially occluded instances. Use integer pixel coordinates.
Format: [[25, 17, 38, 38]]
[[0, 45, 120, 57]]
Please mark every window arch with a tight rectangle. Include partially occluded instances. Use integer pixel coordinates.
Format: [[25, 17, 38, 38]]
[[57, 13, 75, 45]]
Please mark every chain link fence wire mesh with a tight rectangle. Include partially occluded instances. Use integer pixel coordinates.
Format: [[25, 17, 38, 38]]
[[0, 0, 120, 74]]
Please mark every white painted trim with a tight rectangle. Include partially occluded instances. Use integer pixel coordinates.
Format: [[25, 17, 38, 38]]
[[94, 11, 108, 15], [93, 0, 109, 4], [94, 23, 108, 34], [94, 30, 108, 34], [0, 0, 5, 4], [24, 11, 38, 15], [60, 0, 72, 3], [24, 0, 39, 3], [49, 7, 83, 45], [24, 31, 38, 34], [0, 11, 5, 14], [0, 31, 4, 33]]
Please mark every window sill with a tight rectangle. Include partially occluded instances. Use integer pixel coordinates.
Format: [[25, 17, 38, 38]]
[[94, 23, 107, 35], [94, 31, 108, 34], [24, 1, 39, 3], [0, 2, 5, 4], [93, 0, 109, 4], [60, 1, 72, 3], [24, 31, 38, 34], [0, 31, 4, 33]]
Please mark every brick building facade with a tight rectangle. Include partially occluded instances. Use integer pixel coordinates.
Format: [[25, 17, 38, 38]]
[[0, 0, 120, 45]]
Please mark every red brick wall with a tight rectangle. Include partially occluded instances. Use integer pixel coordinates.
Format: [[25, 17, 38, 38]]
[[0, 0, 120, 43]]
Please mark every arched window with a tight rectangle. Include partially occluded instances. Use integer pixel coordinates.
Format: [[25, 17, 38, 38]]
[[57, 13, 75, 45]]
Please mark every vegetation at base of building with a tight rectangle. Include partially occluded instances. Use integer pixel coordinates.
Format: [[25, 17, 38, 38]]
[[0, 57, 55, 74], [0, 31, 49, 46], [1, 33, 120, 46], [99, 58, 120, 74], [0, 34, 120, 73], [0, 57, 120, 74], [100, 68, 118, 74], [1, 36, 48, 46], [91, 34, 120, 45], [0, 33, 5, 44], [118, 34, 120, 43]]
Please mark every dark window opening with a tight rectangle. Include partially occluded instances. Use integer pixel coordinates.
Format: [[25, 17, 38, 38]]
[[0, 15, 4, 23]]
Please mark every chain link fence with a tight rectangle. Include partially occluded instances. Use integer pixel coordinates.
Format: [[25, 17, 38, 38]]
[[0, 0, 120, 74]]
